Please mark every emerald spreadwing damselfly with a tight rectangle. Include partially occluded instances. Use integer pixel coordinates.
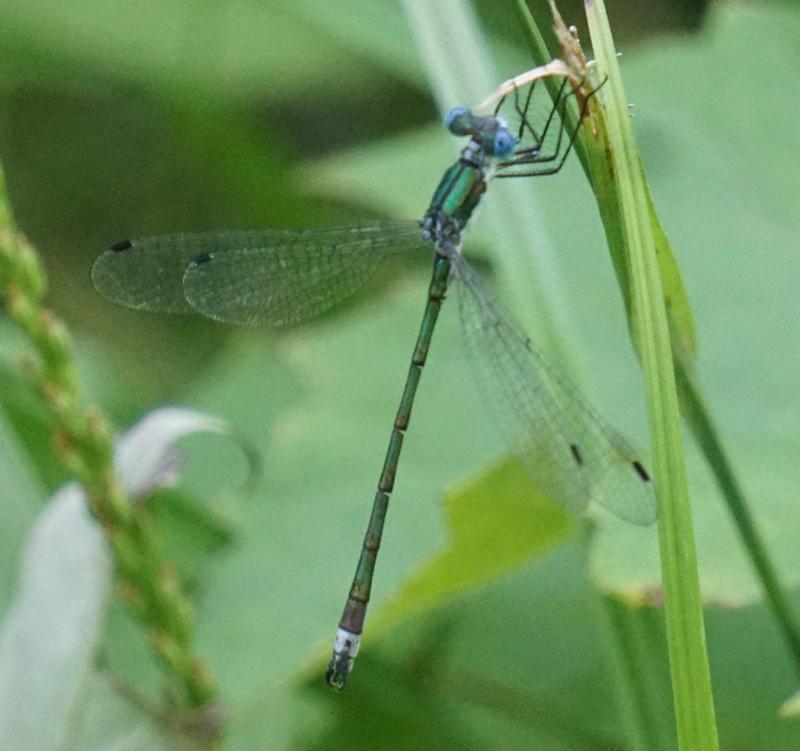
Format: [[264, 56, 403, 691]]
[[92, 67, 657, 691]]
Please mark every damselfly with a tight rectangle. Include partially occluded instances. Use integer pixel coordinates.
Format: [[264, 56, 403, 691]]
[[92, 71, 657, 691]]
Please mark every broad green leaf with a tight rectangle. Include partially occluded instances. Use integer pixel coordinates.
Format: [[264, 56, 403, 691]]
[[289, 0, 420, 81], [360, 456, 572, 641], [0, 0, 401, 101]]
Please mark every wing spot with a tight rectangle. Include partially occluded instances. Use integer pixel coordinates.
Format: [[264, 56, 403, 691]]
[[570, 443, 583, 466], [632, 461, 651, 482], [110, 240, 133, 252]]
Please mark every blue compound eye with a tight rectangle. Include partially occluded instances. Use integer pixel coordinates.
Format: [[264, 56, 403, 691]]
[[492, 128, 517, 158], [444, 106, 473, 136]]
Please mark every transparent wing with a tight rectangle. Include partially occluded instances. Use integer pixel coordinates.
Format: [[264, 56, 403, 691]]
[[92, 221, 425, 325], [452, 254, 657, 525], [181, 222, 426, 326]]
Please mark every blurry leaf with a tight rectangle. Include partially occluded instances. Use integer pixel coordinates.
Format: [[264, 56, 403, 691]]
[[779, 688, 800, 719], [0, 407, 236, 750], [602, 595, 675, 751], [0, 0, 401, 101], [298, 123, 453, 229], [63, 673, 169, 751], [298, 661, 478, 751], [289, 0, 420, 81], [0, 398, 44, 607], [149, 489, 236, 581], [365, 456, 573, 639], [0, 484, 111, 751], [702, 599, 800, 747], [113, 407, 227, 498]]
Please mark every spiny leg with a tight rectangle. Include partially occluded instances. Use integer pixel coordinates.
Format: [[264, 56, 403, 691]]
[[511, 77, 570, 158], [496, 78, 603, 178], [501, 78, 582, 167], [512, 80, 541, 144]]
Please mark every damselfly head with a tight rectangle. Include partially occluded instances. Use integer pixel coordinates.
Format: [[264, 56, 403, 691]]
[[445, 106, 517, 159], [444, 106, 474, 136], [470, 118, 517, 158]]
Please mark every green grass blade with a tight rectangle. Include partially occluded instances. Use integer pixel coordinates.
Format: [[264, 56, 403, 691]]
[[521, 0, 800, 685], [583, 1, 720, 747], [520, 0, 800, 702], [516, 0, 800, 683], [520, 0, 800, 707]]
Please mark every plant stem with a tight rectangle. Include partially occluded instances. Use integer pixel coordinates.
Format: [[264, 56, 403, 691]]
[[0, 163, 221, 743], [583, 1, 719, 747], [516, 0, 800, 685]]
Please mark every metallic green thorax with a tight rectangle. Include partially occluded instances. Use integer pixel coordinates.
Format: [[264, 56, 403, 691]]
[[426, 161, 487, 234], [327, 146, 491, 689]]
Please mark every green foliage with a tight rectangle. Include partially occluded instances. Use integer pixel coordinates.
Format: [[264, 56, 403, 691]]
[[584, 1, 718, 746], [1, 1, 799, 749], [358, 457, 573, 643], [0, 193, 222, 735]]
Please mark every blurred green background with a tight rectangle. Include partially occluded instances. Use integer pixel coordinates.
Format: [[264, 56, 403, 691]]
[[1, 0, 800, 748]]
